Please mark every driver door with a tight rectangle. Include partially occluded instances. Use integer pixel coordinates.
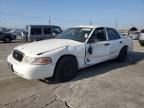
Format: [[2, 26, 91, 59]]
[[85, 27, 110, 65]]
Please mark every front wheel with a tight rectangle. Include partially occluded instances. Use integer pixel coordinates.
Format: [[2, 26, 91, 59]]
[[3, 37, 12, 43], [54, 56, 78, 82], [116, 47, 128, 62]]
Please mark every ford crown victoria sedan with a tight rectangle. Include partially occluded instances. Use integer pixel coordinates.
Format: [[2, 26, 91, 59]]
[[7, 26, 133, 82]]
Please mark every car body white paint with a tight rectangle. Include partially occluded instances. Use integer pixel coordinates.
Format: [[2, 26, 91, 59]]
[[7, 26, 133, 80]]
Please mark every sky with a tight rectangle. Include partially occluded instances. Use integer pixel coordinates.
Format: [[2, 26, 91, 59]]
[[0, 0, 144, 29]]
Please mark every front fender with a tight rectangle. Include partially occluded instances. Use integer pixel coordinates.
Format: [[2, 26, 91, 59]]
[[38, 44, 86, 69]]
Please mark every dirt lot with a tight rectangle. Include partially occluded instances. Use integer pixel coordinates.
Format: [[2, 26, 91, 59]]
[[0, 40, 144, 108]]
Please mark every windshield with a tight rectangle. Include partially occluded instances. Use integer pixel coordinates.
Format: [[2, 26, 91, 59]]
[[56, 28, 92, 42]]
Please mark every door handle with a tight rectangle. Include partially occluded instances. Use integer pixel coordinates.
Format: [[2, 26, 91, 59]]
[[104, 43, 110, 46]]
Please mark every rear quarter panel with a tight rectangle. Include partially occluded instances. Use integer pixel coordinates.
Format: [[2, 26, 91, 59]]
[[122, 36, 133, 52]]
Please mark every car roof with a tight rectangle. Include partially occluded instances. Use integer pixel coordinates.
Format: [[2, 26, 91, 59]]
[[75, 25, 98, 28], [74, 25, 109, 29]]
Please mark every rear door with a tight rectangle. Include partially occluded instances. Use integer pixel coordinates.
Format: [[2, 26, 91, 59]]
[[106, 28, 123, 59], [85, 27, 110, 65], [30, 27, 42, 41]]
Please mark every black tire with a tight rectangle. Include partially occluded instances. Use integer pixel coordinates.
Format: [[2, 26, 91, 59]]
[[54, 56, 78, 82], [140, 42, 144, 46], [116, 47, 128, 62], [3, 37, 12, 43]]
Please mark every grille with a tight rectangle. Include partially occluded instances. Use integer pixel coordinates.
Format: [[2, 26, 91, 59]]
[[13, 50, 24, 62]]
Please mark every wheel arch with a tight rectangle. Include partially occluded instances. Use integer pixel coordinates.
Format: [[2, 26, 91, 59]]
[[122, 45, 128, 50], [56, 54, 78, 68], [117, 45, 128, 57], [116, 45, 128, 62], [3, 36, 12, 42], [3, 35, 11, 39], [53, 54, 79, 77]]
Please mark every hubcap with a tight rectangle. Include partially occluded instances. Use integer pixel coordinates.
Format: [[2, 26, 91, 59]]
[[5, 38, 10, 42], [62, 65, 74, 77]]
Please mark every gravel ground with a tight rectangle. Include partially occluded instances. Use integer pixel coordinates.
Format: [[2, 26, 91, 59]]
[[0, 40, 144, 108]]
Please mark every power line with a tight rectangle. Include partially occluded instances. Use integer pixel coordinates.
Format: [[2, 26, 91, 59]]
[[0, 11, 49, 19], [0, 11, 84, 23], [0, 10, 100, 26]]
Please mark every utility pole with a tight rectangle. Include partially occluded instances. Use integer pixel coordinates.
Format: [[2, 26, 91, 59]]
[[115, 19, 118, 29], [89, 20, 93, 25], [49, 16, 51, 25], [131, 23, 134, 27]]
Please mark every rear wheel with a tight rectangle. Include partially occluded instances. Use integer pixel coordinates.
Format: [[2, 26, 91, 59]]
[[116, 47, 128, 62], [54, 56, 78, 82]]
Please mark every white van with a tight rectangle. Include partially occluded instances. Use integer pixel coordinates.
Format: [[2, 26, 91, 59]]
[[22, 25, 62, 41]]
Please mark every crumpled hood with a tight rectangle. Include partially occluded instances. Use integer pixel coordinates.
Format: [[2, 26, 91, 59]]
[[14, 39, 81, 56]]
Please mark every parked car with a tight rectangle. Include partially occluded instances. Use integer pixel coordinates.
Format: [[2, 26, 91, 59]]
[[22, 25, 62, 41], [10, 29, 24, 40], [129, 31, 140, 40], [0, 31, 16, 42], [139, 32, 144, 46], [121, 32, 128, 37], [7, 26, 133, 82]]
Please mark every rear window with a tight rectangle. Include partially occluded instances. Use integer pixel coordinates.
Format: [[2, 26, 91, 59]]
[[107, 28, 121, 40]]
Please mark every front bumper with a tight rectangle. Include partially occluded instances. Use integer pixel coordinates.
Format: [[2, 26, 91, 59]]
[[7, 54, 55, 80]]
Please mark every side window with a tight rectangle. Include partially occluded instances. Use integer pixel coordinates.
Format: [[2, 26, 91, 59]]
[[44, 28, 52, 34], [107, 28, 121, 40], [53, 27, 62, 34], [31, 28, 41, 35], [88, 28, 106, 43]]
